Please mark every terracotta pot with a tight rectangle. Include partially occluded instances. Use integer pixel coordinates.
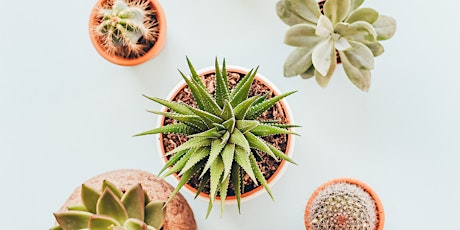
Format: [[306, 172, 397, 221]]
[[88, 0, 167, 66], [156, 65, 296, 204], [305, 178, 385, 230], [57, 169, 197, 230]]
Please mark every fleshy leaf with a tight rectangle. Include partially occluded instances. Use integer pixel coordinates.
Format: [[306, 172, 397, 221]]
[[276, 0, 321, 26], [346, 7, 379, 24], [236, 120, 260, 134], [186, 57, 207, 89], [145, 201, 165, 229], [179, 147, 209, 176], [164, 137, 211, 156], [249, 154, 274, 200], [187, 105, 223, 128], [343, 41, 375, 70], [250, 124, 296, 137], [315, 15, 333, 38], [300, 65, 315, 79], [247, 91, 296, 119], [67, 204, 87, 211], [366, 41, 384, 57], [162, 149, 194, 178], [341, 21, 377, 44], [81, 184, 100, 214], [220, 100, 234, 121], [230, 164, 242, 213], [166, 161, 205, 205], [285, 24, 322, 47], [234, 95, 260, 120], [324, 0, 350, 25], [234, 147, 257, 185], [229, 128, 251, 154], [230, 67, 258, 107], [207, 157, 224, 218], [334, 37, 352, 51], [312, 37, 334, 76], [373, 15, 396, 40], [188, 127, 223, 138], [158, 150, 187, 175], [219, 175, 231, 217], [102, 180, 123, 199], [339, 51, 371, 91], [179, 70, 222, 115], [134, 123, 196, 136], [151, 111, 207, 131], [314, 49, 337, 88], [221, 143, 235, 180], [283, 47, 315, 77], [201, 139, 226, 178], [97, 188, 128, 225], [121, 184, 145, 221], [123, 218, 148, 230], [245, 132, 277, 160], [142, 95, 193, 115], [214, 58, 230, 107], [268, 143, 297, 164], [88, 215, 120, 230], [54, 211, 92, 230]]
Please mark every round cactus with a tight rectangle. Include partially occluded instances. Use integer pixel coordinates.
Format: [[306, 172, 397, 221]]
[[305, 179, 384, 230]]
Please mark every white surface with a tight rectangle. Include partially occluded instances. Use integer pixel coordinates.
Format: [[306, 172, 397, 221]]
[[1, 0, 459, 229]]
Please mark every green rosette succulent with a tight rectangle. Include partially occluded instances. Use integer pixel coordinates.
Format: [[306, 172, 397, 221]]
[[51, 180, 165, 230], [137, 58, 298, 217], [277, 0, 396, 91], [93, 0, 158, 57]]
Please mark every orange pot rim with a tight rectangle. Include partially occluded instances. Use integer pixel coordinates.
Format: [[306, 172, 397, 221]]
[[88, 0, 167, 66], [156, 65, 296, 204], [304, 178, 385, 230]]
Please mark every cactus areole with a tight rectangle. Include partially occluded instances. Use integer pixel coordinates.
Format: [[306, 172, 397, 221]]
[[89, 0, 166, 66], [137, 58, 297, 217], [305, 178, 385, 230]]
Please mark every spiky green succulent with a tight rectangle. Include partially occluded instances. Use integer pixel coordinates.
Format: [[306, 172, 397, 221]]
[[93, 0, 158, 57], [277, 0, 396, 91], [137, 58, 297, 217], [51, 180, 165, 230]]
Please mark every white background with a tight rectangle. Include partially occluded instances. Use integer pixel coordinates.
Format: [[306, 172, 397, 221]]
[[1, 0, 459, 229]]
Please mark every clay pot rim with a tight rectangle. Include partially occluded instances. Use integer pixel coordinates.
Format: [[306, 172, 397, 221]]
[[156, 65, 296, 204], [304, 178, 385, 230], [88, 0, 167, 66]]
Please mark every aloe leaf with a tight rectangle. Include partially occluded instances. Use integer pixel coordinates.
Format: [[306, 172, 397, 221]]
[[179, 70, 222, 115], [151, 111, 207, 131], [166, 161, 204, 205], [343, 41, 374, 70], [121, 184, 145, 221], [247, 91, 296, 119], [187, 105, 223, 127], [207, 157, 224, 218], [285, 24, 322, 47], [219, 175, 231, 217], [253, 92, 269, 105], [88, 215, 120, 230], [234, 147, 257, 185], [229, 128, 251, 154], [102, 180, 123, 199], [249, 154, 274, 200], [186, 57, 207, 89], [346, 7, 379, 24], [314, 48, 337, 88], [158, 150, 187, 175], [222, 117, 235, 134], [250, 124, 296, 136], [162, 149, 195, 178], [201, 139, 226, 178], [145, 201, 165, 229], [220, 100, 234, 121], [270, 123, 301, 129], [54, 211, 92, 230], [164, 137, 211, 156], [195, 172, 210, 198], [188, 127, 223, 138], [234, 95, 260, 119], [134, 123, 196, 137], [230, 68, 253, 100], [230, 66, 258, 107], [179, 147, 209, 176], [230, 164, 242, 213], [236, 120, 260, 134], [276, 0, 320, 26], [283, 47, 314, 77], [215, 58, 230, 107], [97, 188, 128, 224], [373, 15, 396, 40], [81, 184, 100, 214], [142, 95, 193, 115], [221, 143, 235, 180], [245, 132, 277, 160], [312, 37, 334, 76], [268, 143, 297, 164], [324, 0, 350, 25], [339, 51, 371, 92], [123, 218, 148, 230]]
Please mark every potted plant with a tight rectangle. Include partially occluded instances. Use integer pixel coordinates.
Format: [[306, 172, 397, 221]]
[[305, 178, 384, 230], [51, 169, 197, 230], [89, 0, 166, 66], [276, 0, 396, 91], [136, 58, 298, 217]]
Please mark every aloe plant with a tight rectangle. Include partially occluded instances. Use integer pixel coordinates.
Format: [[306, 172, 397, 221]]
[[277, 0, 396, 91], [51, 180, 165, 230], [92, 0, 158, 57], [137, 58, 298, 217]]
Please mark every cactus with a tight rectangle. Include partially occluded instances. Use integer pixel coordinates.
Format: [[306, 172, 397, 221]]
[[51, 180, 165, 230], [277, 0, 396, 91], [92, 0, 159, 58], [306, 181, 379, 230], [136, 58, 298, 217]]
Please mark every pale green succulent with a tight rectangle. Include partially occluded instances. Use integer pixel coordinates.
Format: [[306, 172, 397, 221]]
[[137, 58, 297, 217], [277, 0, 396, 91], [51, 180, 165, 230], [92, 0, 158, 57]]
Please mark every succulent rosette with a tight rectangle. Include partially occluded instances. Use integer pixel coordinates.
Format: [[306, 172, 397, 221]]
[[277, 0, 396, 91]]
